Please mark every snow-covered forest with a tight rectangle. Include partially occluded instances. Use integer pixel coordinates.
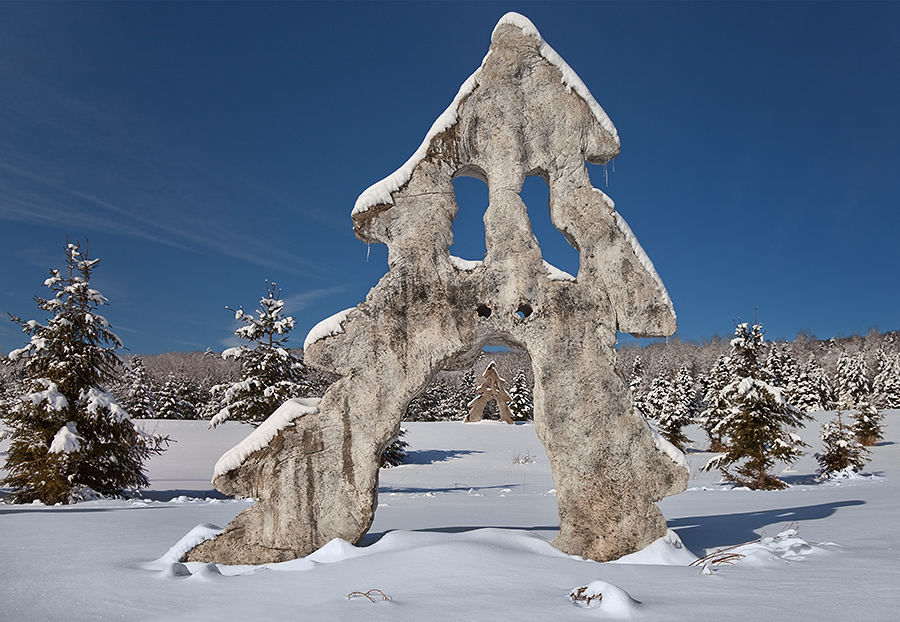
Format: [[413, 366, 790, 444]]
[[4, 326, 896, 425]]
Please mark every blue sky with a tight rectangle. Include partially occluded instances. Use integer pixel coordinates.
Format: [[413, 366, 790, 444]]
[[1, 1, 898, 356]]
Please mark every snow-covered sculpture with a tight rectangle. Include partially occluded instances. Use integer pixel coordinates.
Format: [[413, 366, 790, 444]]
[[187, 12, 687, 565], [465, 361, 514, 424]]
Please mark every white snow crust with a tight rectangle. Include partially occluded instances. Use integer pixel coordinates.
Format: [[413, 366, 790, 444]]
[[646, 418, 690, 470], [543, 260, 576, 282], [449, 255, 482, 272], [48, 422, 81, 454], [2, 412, 899, 621], [352, 12, 619, 216], [605, 191, 676, 319], [26, 381, 68, 411], [303, 307, 355, 351], [213, 398, 321, 478]]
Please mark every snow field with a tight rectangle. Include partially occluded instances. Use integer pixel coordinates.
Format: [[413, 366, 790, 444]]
[[1, 412, 899, 620]]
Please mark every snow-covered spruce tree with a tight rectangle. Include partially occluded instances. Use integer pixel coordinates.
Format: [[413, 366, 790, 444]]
[[852, 399, 884, 447], [642, 372, 672, 422], [835, 351, 871, 410], [873, 350, 900, 409], [508, 370, 534, 421], [154, 374, 200, 420], [1, 241, 167, 504], [209, 282, 313, 427], [403, 379, 461, 421], [120, 356, 155, 419], [815, 411, 870, 478], [628, 356, 647, 414], [659, 366, 696, 452], [380, 427, 409, 468], [790, 357, 829, 413], [706, 320, 811, 490], [767, 343, 801, 403], [700, 356, 732, 452]]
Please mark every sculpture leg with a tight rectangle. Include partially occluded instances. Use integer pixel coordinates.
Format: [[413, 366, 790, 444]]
[[531, 338, 687, 562]]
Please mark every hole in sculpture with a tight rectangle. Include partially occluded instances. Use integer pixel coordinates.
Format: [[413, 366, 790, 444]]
[[516, 303, 533, 319], [379, 351, 554, 538], [521, 175, 580, 278], [450, 175, 489, 262], [477, 304, 492, 318]]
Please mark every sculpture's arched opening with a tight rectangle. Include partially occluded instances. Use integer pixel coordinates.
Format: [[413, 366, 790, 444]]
[[450, 176, 489, 262], [521, 175, 580, 278], [370, 348, 555, 540]]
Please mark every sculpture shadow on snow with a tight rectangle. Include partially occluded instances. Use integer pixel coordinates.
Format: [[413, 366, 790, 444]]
[[669, 499, 866, 556]]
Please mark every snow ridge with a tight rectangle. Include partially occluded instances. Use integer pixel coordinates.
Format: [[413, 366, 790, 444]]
[[605, 193, 676, 319], [494, 13, 618, 142], [543, 260, 575, 282], [352, 12, 619, 216], [213, 398, 321, 478], [303, 307, 355, 351]]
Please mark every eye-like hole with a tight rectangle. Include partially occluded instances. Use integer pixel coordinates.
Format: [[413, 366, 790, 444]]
[[516, 303, 533, 319], [476, 304, 492, 318]]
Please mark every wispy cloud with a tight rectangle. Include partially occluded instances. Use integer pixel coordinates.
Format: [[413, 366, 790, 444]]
[[0, 67, 347, 278]]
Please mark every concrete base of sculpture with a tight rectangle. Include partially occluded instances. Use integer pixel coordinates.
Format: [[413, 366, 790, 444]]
[[186, 13, 687, 566]]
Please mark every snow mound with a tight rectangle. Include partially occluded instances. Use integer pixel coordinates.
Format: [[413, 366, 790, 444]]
[[353, 11, 618, 216], [213, 398, 321, 477], [610, 529, 698, 566], [569, 580, 641, 617], [145, 523, 223, 569], [303, 307, 355, 351], [693, 526, 822, 573]]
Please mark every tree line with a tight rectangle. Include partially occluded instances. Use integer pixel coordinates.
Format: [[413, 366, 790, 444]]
[[2, 241, 897, 503]]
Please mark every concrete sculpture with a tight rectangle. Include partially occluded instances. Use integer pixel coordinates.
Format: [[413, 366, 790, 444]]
[[187, 12, 687, 566], [465, 361, 514, 424]]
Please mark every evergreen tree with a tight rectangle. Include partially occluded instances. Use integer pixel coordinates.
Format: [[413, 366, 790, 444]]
[[835, 351, 871, 410], [380, 427, 409, 468], [660, 366, 696, 451], [154, 374, 200, 420], [507, 370, 534, 421], [815, 411, 870, 478], [628, 356, 646, 414], [404, 379, 461, 421], [852, 399, 885, 447], [699, 356, 732, 452], [209, 282, 314, 427], [767, 343, 802, 405], [643, 372, 672, 422], [790, 358, 828, 413], [120, 356, 155, 419], [872, 350, 900, 409], [706, 320, 811, 490], [1, 241, 167, 504]]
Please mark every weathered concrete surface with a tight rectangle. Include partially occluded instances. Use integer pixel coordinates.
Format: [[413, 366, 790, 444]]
[[465, 361, 514, 424], [187, 12, 686, 565]]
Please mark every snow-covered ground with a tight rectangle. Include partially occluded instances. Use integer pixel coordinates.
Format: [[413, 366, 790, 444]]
[[2, 412, 898, 621]]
